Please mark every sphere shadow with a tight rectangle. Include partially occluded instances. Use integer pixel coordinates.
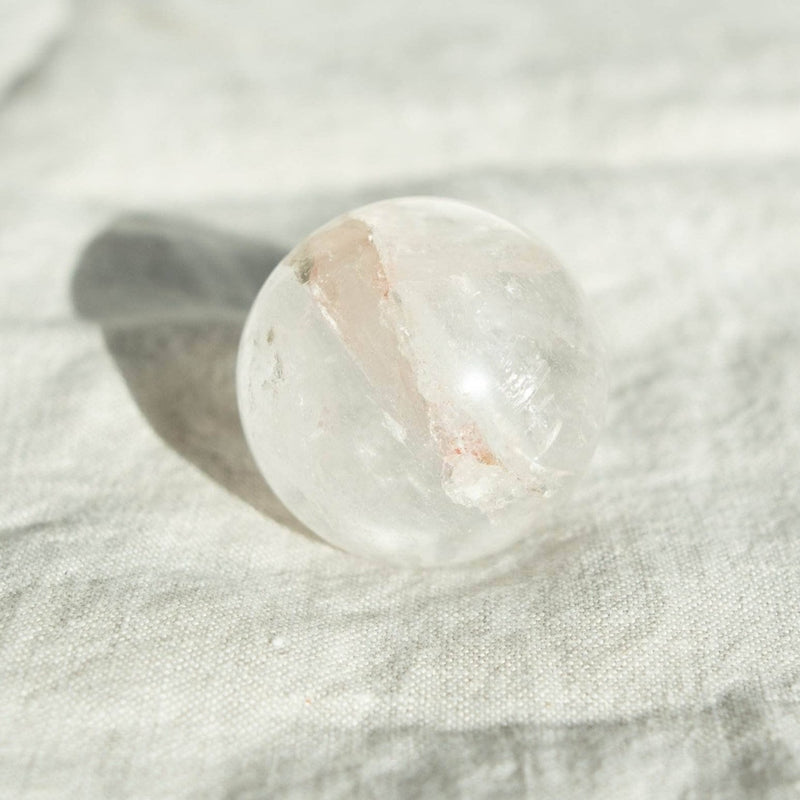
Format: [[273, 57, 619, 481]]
[[69, 200, 599, 574], [71, 212, 319, 541]]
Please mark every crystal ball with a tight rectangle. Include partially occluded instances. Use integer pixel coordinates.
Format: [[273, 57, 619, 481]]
[[237, 198, 606, 566]]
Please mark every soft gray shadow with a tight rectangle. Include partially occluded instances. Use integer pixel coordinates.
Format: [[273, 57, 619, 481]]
[[71, 213, 317, 539]]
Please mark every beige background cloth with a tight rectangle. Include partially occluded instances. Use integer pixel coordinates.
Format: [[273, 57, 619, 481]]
[[2, 1, 800, 797]]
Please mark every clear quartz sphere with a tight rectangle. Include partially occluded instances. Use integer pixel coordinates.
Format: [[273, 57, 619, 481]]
[[237, 197, 606, 566]]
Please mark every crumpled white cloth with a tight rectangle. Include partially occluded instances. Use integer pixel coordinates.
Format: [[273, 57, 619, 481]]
[[1, 1, 800, 798], [0, 0, 67, 96]]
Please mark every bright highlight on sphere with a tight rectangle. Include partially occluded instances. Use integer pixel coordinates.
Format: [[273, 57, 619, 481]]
[[237, 197, 607, 566]]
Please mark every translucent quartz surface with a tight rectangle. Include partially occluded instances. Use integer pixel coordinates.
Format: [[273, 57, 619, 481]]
[[237, 198, 606, 566]]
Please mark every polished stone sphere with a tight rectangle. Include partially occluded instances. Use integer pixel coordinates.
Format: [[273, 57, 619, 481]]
[[237, 198, 606, 566]]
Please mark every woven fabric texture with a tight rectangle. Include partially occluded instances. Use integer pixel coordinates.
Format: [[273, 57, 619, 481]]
[[1, 1, 800, 797]]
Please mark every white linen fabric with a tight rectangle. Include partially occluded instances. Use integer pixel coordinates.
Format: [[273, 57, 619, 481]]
[[0, 0, 67, 96], [1, 1, 800, 797]]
